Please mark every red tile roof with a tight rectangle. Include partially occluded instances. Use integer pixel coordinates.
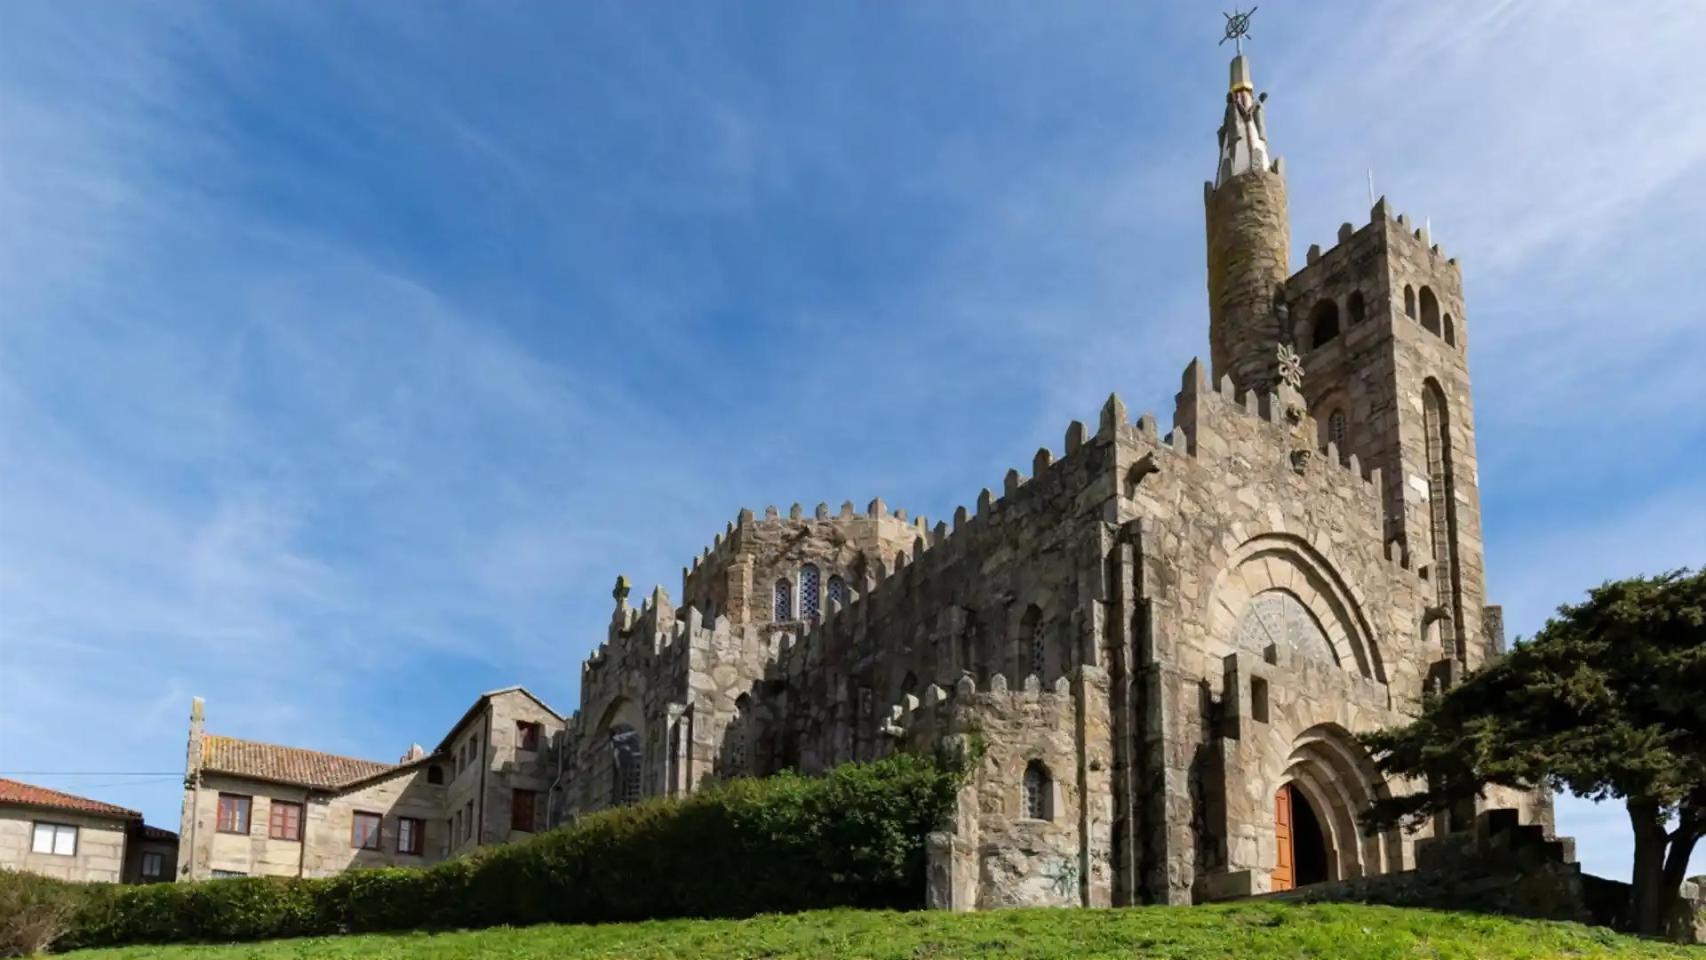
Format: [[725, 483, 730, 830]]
[[0, 778, 141, 820], [201, 735, 399, 790]]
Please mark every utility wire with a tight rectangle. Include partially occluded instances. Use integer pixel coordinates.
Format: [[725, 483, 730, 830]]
[[0, 774, 181, 780]]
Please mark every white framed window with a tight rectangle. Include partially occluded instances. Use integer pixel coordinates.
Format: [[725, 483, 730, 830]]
[[211, 869, 246, 879], [773, 578, 793, 621], [32, 822, 77, 856]]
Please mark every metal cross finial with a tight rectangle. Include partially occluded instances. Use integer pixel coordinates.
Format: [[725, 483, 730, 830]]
[[1221, 7, 1257, 55], [1276, 342, 1304, 391]]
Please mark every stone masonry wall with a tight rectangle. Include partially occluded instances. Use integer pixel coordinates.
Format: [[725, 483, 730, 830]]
[[1104, 360, 1440, 903], [184, 770, 446, 879], [562, 354, 1459, 911], [1206, 165, 1291, 393], [0, 808, 128, 883], [1286, 198, 1492, 669]]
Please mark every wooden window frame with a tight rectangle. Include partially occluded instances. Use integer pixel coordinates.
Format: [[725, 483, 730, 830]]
[[216, 793, 252, 834], [396, 816, 424, 856], [141, 851, 164, 877], [268, 799, 303, 841], [351, 811, 383, 851]]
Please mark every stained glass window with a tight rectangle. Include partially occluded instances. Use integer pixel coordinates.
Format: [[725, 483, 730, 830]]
[[826, 575, 846, 609], [611, 726, 643, 807], [800, 564, 821, 622], [1328, 411, 1347, 450], [1023, 761, 1051, 820], [774, 579, 792, 621], [1030, 621, 1047, 679]]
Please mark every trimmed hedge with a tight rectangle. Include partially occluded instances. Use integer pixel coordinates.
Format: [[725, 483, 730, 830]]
[[16, 753, 960, 954]]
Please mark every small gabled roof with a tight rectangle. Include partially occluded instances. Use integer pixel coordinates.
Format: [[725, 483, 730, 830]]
[[200, 734, 397, 791], [0, 778, 141, 820], [433, 686, 563, 754]]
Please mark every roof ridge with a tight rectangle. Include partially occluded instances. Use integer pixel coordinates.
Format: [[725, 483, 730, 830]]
[[203, 732, 395, 770], [200, 733, 406, 791], [0, 777, 142, 819]]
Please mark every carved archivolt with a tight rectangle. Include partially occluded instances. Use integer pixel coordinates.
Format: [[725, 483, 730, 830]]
[[1210, 532, 1385, 682]]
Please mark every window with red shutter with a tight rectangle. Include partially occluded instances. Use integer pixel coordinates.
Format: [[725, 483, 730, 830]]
[[351, 811, 382, 850], [269, 800, 303, 841], [397, 817, 423, 855], [217, 794, 251, 834]]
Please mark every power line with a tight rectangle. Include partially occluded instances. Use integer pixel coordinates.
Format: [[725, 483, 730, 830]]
[[0, 771, 180, 777]]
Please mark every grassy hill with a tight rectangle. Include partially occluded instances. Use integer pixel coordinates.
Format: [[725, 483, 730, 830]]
[[59, 903, 1695, 959]]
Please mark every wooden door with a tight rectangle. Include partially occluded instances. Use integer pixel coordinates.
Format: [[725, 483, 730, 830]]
[[1272, 785, 1294, 891]]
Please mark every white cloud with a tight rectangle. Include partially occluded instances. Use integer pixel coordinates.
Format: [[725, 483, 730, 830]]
[[1, 2, 1699, 889]]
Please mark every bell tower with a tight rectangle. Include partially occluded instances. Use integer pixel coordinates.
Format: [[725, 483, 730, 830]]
[[1204, 35, 1290, 394]]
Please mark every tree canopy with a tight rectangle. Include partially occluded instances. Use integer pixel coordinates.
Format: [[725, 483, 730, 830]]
[[1361, 569, 1706, 935]]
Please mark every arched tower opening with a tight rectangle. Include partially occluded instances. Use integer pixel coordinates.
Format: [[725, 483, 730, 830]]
[[1308, 299, 1340, 348], [1419, 286, 1442, 336]]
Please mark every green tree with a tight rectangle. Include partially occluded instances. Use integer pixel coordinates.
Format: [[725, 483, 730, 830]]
[[1360, 569, 1706, 936]]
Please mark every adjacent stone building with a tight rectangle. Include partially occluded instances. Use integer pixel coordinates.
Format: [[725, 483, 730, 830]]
[[175, 688, 562, 880], [0, 778, 178, 884], [551, 47, 1556, 910]]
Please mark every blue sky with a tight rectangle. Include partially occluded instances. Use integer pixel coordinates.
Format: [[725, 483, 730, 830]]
[[2, 1, 1702, 884]]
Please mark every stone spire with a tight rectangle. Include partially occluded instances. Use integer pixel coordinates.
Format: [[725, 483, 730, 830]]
[[1215, 53, 1272, 187], [1203, 19, 1291, 396]]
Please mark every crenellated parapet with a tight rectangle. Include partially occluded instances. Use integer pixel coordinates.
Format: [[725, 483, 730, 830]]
[[1285, 196, 1467, 363], [678, 500, 925, 627], [877, 671, 1078, 747]]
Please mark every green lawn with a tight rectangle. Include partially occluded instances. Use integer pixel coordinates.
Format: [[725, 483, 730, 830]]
[[60, 903, 1697, 959]]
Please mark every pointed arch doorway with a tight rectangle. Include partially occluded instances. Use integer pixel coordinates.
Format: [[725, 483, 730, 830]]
[[1270, 783, 1330, 891]]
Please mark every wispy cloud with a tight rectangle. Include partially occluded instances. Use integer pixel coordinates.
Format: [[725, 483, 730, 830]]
[[0, 1, 1699, 880]]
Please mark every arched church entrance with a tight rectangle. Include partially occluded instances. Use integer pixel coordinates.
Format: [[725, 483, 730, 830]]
[[1272, 782, 1331, 891]]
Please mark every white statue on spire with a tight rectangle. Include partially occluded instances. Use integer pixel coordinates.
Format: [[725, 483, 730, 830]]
[[1216, 58, 1270, 186], [1214, 10, 1271, 186]]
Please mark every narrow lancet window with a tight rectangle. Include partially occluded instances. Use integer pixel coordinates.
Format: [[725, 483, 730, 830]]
[[800, 564, 821, 622], [1023, 761, 1052, 821]]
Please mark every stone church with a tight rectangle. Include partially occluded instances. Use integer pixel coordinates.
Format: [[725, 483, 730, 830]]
[[557, 46, 1555, 909]]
